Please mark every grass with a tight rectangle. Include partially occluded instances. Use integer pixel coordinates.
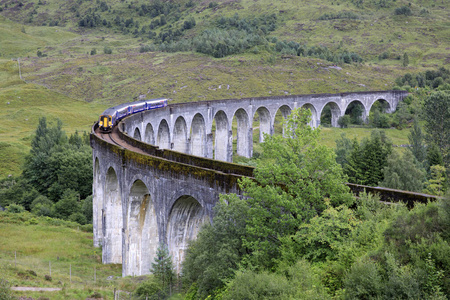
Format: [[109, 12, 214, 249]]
[[0, 211, 125, 299], [0, 0, 446, 178], [0, 59, 106, 177]]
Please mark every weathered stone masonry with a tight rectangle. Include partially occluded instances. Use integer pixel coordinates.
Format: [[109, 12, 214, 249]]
[[91, 91, 407, 277]]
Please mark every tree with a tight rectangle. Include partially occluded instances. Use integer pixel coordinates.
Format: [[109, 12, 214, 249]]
[[408, 120, 427, 164], [423, 165, 447, 196], [380, 151, 426, 192], [335, 133, 353, 167], [52, 189, 81, 219], [423, 91, 450, 167], [403, 52, 409, 67], [239, 108, 353, 269], [183, 194, 249, 299], [22, 118, 92, 202], [344, 130, 392, 186], [151, 245, 175, 292], [337, 115, 350, 128]]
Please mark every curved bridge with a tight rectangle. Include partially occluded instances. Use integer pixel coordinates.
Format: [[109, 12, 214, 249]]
[[90, 91, 407, 276]]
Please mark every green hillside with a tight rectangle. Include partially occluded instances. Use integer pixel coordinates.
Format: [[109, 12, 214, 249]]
[[0, 0, 448, 176]]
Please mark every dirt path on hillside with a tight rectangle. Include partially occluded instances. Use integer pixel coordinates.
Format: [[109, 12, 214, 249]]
[[11, 287, 62, 292]]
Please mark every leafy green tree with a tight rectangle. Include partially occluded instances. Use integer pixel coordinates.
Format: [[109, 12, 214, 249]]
[[183, 194, 249, 299], [423, 91, 450, 167], [335, 133, 353, 167], [427, 143, 444, 169], [281, 201, 360, 263], [337, 115, 350, 128], [408, 120, 427, 164], [380, 151, 426, 192], [22, 118, 92, 202], [344, 130, 392, 186], [52, 189, 81, 219], [239, 108, 352, 269], [344, 259, 383, 299], [23, 117, 67, 196], [151, 245, 175, 291], [423, 165, 447, 196]]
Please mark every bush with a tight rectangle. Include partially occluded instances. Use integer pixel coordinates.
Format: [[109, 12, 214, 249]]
[[338, 115, 351, 128], [223, 270, 294, 300], [103, 47, 113, 54], [6, 203, 25, 213], [395, 6, 412, 16], [134, 278, 164, 300], [344, 259, 383, 299], [0, 279, 13, 300]]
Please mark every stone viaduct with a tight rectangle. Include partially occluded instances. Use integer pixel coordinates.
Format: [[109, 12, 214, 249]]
[[90, 91, 407, 277]]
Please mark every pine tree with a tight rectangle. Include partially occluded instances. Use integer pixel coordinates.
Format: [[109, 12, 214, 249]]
[[408, 120, 427, 164], [403, 52, 409, 67], [151, 245, 175, 292]]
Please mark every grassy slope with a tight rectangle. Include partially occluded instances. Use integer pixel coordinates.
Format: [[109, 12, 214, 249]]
[[0, 59, 106, 177], [0, 0, 447, 177], [0, 212, 125, 299]]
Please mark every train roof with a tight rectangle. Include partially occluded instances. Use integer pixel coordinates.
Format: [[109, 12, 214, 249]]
[[100, 98, 167, 116]]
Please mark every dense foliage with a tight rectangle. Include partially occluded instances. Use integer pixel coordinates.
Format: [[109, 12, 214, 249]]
[[0, 117, 93, 224], [180, 97, 450, 299]]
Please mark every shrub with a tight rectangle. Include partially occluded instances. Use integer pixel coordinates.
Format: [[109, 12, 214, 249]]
[[223, 270, 294, 300], [344, 259, 383, 299], [134, 278, 164, 300], [395, 6, 412, 16], [338, 115, 351, 128], [44, 274, 52, 281], [6, 203, 25, 213], [0, 279, 13, 300], [103, 47, 113, 54]]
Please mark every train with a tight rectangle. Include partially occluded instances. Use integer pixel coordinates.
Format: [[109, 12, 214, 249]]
[[98, 98, 168, 133]]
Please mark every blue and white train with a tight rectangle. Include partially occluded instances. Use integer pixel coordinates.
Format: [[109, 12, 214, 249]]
[[98, 98, 168, 133]]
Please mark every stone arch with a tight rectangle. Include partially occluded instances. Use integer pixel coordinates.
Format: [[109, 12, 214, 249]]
[[301, 103, 318, 128], [254, 106, 271, 142], [93, 158, 102, 247], [369, 98, 391, 115], [190, 113, 207, 157], [157, 119, 170, 150], [133, 127, 142, 141], [213, 110, 231, 161], [103, 167, 122, 264], [344, 100, 367, 124], [320, 102, 341, 127], [173, 116, 189, 153], [144, 123, 155, 145], [167, 195, 208, 274], [273, 105, 292, 136], [233, 108, 251, 158], [125, 180, 158, 276]]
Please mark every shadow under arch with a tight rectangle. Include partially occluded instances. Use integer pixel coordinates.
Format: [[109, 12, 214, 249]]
[[157, 119, 170, 150], [190, 113, 207, 157], [103, 166, 122, 264], [233, 108, 251, 158], [125, 179, 158, 276], [173, 116, 188, 153], [167, 195, 209, 274], [320, 101, 341, 127], [133, 127, 142, 141], [144, 123, 155, 145], [213, 110, 230, 162], [344, 100, 367, 124]]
